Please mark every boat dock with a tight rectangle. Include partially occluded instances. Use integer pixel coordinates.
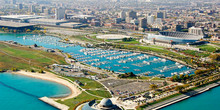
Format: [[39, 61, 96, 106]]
[[39, 97, 69, 110]]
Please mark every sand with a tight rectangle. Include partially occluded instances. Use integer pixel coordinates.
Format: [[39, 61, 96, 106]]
[[11, 70, 81, 100]]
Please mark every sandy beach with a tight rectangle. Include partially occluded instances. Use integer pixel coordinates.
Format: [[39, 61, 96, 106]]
[[11, 70, 81, 100]]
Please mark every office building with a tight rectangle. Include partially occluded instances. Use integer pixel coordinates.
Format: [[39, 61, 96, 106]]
[[18, 3, 23, 10], [55, 8, 65, 20], [147, 15, 154, 25], [139, 18, 147, 29], [157, 11, 166, 19]]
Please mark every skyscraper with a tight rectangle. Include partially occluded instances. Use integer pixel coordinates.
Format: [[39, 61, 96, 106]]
[[157, 11, 166, 19], [29, 5, 35, 13], [147, 15, 154, 25], [11, 0, 16, 5], [120, 11, 126, 20], [139, 18, 147, 29], [18, 3, 23, 10], [55, 8, 65, 20], [128, 10, 137, 19]]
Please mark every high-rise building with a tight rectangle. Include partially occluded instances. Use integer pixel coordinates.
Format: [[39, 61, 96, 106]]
[[186, 21, 195, 29], [44, 8, 50, 15], [128, 10, 137, 19], [120, 11, 126, 20], [41, 6, 46, 13], [176, 25, 183, 32], [139, 18, 147, 29], [11, 0, 16, 5], [29, 5, 35, 13], [55, 8, 65, 20], [18, 3, 23, 10], [157, 11, 166, 19], [188, 27, 204, 36], [147, 15, 154, 25]]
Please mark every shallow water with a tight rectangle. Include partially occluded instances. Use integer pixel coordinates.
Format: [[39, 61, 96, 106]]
[[0, 72, 71, 110]]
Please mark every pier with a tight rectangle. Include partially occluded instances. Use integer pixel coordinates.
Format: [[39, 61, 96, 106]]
[[39, 97, 69, 110]]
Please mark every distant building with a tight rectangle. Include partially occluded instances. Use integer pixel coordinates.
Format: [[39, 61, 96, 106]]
[[28, 19, 69, 26], [120, 11, 126, 20], [11, 0, 16, 5], [147, 15, 154, 25], [188, 27, 204, 36], [157, 11, 166, 19], [139, 17, 147, 29], [18, 3, 23, 10], [186, 21, 195, 29], [176, 25, 183, 32], [0, 15, 45, 23], [127, 10, 137, 19], [115, 18, 122, 24], [40, 6, 46, 13], [55, 8, 65, 20], [29, 5, 35, 13]]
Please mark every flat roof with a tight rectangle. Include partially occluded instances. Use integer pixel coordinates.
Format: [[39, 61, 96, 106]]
[[0, 15, 44, 20], [0, 21, 36, 27], [29, 19, 68, 23]]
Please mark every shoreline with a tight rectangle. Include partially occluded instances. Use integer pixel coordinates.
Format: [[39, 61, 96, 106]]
[[10, 70, 81, 100], [143, 80, 220, 110]]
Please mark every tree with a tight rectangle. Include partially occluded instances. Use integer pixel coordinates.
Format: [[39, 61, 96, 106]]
[[150, 84, 158, 90], [175, 85, 185, 93]]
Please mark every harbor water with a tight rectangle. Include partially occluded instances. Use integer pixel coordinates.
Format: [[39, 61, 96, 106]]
[[0, 33, 194, 77]]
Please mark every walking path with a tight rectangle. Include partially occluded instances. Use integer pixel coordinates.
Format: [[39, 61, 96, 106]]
[[144, 81, 220, 110]]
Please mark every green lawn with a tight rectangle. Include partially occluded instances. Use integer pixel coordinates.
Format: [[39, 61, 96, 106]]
[[181, 50, 210, 57], [57, 92, 101, 110], [197, 45, 220, 52], [116, 40, 140, 44], [0, 42, 67, 71], [87, 90, 112, 98], [65, 77, 105, 89]]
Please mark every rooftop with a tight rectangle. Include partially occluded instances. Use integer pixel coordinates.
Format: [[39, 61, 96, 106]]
[[0, 15, 44, 20], [0, 21, 36, 28], [29, 19, 68, 23]]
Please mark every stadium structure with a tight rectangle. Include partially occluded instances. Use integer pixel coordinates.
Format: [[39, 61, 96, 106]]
[[145, 31, 204, 44]]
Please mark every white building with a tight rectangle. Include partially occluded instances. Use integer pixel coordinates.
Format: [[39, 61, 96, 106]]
[[188, 27, 204, 36], [55, 8, 65, 20], [147, 15, 154, 25]]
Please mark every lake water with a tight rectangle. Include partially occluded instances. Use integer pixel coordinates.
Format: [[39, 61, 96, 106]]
[[0, 33, 194, 77], [0, 72, 71, 110], [161, 86, 220, 110]]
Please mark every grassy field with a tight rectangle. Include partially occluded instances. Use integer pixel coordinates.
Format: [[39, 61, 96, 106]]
[[197, 45, 220, 52], [181, 50, 210, 57], [58, 77, 112, 110], [57, 92, 101, 110], [65, 77, 105, 89], [0, 42, 67, 71], [116, 40, 140, 44]]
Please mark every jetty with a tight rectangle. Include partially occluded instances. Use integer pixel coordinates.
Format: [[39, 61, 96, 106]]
[[39, 97, 69, 110]]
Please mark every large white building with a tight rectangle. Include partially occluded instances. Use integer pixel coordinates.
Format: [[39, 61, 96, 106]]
[[147, 15, 155, 25], [55, 8, 65, 20], [188, 27, 204, 36]]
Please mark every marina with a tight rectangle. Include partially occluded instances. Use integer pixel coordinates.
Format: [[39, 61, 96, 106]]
[[0, 33, 194, 77]]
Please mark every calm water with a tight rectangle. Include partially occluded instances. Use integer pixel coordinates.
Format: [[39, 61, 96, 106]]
[[0, 72, 71, 110], [162, 86, 220, 110], [0, 33, 194, 77]]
